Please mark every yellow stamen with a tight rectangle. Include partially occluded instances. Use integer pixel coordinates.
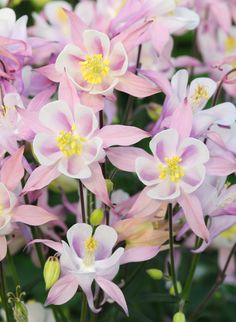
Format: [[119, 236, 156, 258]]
[[56, 7, 68, 23], [159, 156, 184, 183], [56, 124, 87, 157], [190, 84, 209, 107], [114, 0, 127, 16], [80, 54, 110, 85], [83, 237, 98, 267], [220, 224, 236, 240], [0, 204, 4, 215], [225, 36, 236, 54]]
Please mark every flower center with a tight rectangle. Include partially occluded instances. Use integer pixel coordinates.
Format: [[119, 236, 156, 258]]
[[56, 7, 68, 23], [83, 237, 98, 267], [225, 36, 236, 54], [56, 124, 87, 157], [190, 85, 209, 107], [220, 224, 236, 240], [159, 156, 184, 183], [80, 54, 110, 85]]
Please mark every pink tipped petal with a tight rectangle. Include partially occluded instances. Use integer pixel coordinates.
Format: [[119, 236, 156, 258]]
[[58, 73, 80, 109], [206, 156, 236, 176], [148, 180, 180, 200], [58, 156, 91, 179], [171, 69, 188, 101], [22, 165, 60, 193], [96, 248, 124, 280], [140, 69, 172, 97], [0, 236, 7, 261], [74, 105, 98, 137], [120, 246, 159, 265], [12, 205, 57, 225], [98, 125, 150, 148], [150, 129, 179, 162], [178, 138, 209, 168], [83, 30, 110, 57], [65, 10, 86, 48], [178, 193, 209, 241], [109, 42, 128, 76], [180, 165, 206, 194], [33, 133, 61, 166], [28, 239, 63, 253], [116, 71, 159, 98], [93, 225, 118, 260], [95, 277, 128, 316], [27, 85, 57, 112], [67, 223, 92, 258], [45, 274, 80, 306], [135, 157, 159, 186], [170, 99, 193, 139], [1, 147, 24, 191], [78, 275, 100, 313], [107, 147, 152, 172], [81, 163, 111, 206], [150, 22, 170, 54], [37, 64, 61, 82]]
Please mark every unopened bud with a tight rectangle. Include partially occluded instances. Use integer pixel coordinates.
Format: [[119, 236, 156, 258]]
[[90, 208, 104, 226], [147, 103, 162, 121], [106, 179, 114, 194], [169, 282, 182, 296], [173, 312, 186, 322], [43, 256, 60, 290], [13, 301, 28, 322], [146, 269, 163, 280]]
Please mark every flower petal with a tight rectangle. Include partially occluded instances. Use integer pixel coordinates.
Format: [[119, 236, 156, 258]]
[[135, 157, 159, 186], [93, 225, 118, 260]]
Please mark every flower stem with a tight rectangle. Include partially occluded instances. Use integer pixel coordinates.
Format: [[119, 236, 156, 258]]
[[79, 180, 87, 223], [189, 242, 236, 320], [0, 261, 12, 321], [167, 203, 179, 298], [80, 293, 88, 322]]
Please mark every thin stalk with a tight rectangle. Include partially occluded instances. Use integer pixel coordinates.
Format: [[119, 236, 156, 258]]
[[168, 203, 179, 298], [7, 250, 20, 286], [80, 294, 88, 322], [189, 242, 236, 321], [79, 180, 87, 223], [0, 262, 12, 322], [31, 227, 45, 267]]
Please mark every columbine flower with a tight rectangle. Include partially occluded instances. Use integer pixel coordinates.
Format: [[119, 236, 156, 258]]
[[135, 128, 209, 200], [44, 223, 128, 315]]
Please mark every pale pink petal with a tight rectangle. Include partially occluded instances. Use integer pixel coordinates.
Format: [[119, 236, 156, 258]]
[[178, 138, 209, 168], [93, 225, 118, 260], [95, 277, 128, 316], [170, 99, 193, 139], [147, 181, 180, 201], [135, 157, 159, 186], [107, 147, 153, 172], [58, 156, 91, 179], [67, 223, 92, 258], [171, 69, 188, 101], [12, 205, 57, 225], [139, 69, 172, 97], [109, 42, 128, 76], [65, 10, 86, 48], [96, 248, 124, 280], [80, 93, 104, 112], [206, 156, 236, 176], [150, 21, 170, 54], [55, 44, 86, 74], [83, 30, 110, 57], [0, 183, 11, 209], [33, 133, 61, 166], [27, 85, 57, 112], [82, 138, 104, 164], [45, 274, 80, 305], [0, 236, 7, 261], [120, 246, 159, 265], [81, 163, 111, 206], [116, 71, 160, 98], [28, 239, 63, 253], [74, 105, 98, 137], [1, 147, 24, 191], [150, 129, 179, 162], [211, 2, 231, 33], [98, 125, 150, 148], [178, 193, 209, 241], [58, 73, 80, 108], [39, 100, 73, 133], [180, 165, 206, 194], [78, 275, 100, 313], [22, 165, 60, 193], [37, 64, 61, 82]]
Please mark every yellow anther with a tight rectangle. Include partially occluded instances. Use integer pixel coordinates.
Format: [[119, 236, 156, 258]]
[[225, 36, 236, 54], [191, 84, 209, 107], [159, 156, 184, 183], [83, 237, 98, 267], [56, 125, 87, 157], [56, 7, 68, 23], [220, 224, 236, 240], [80, 54, 110, 85]]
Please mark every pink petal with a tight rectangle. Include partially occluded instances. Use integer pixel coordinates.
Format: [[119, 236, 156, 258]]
[[206, 156, 236, 176], [116, 71, 160, 98], [95, 277, 128, 316], [109, 42, 128, 76], [178, 138, 209, 168], [106, 147, 152, 172], [98, 125, 150, 148], [170, 99, 193, 139], [94, 225, 118, 260], [28, 239, 63, 253], [27, 85, 57, 112], [120, 246, 159, 265], [58, 73, 80, 109], [178, 193, 209, 241], [12, 205, 57, 225], [1, 147, 24, 191], [150, 21, 170, 54], [22, 165, 60, 193], [0, 236, 7, 261], [81, 163, 111, 206], [74, 105, 98, 137], [148, 181, 180, 200], [140, 69, 172, 96], [135, 157, 159, 186], [58, 156, 91, 179], [80, 93, 104, 112], [45, 274, 79, 305], [37, 64, 61, 82], [65, 10, 86, 48], [33, 133, 61, 166], [79, 275, 100, 313], [67, 223, 92, 258], [171, 69, 188, 101], [83, 30, 110, 57], [180, 165, 206, 194]]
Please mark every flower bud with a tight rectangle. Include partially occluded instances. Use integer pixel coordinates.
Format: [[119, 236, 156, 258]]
[[146, 269, 163, 280], [13, 301, 28, 322], [105, 179, 114, 194], [169, 281, 182, 296], [147, 103, 162, 121], [43, 256, 60, 290], [173, 312, 186, 322], [90, 208, 104, 226]]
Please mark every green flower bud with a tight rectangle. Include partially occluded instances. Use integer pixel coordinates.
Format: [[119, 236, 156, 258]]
[[173, 312, 186, 322], [105, 179, 114, 194], [169, 282, 182, 296], [90, 208, 104, 226], [146, 269, 163, 280], [49, 175, 78, 193], [147, 103, 162, 121], [13, 301, 28, 322], [43, 256, 61, 290]]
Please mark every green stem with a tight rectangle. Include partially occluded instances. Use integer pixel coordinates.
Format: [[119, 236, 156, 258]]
[[168, 203, 179, 298], [0, 262, 12, 322], [7, 249, 20, 286], [80, 294, 88, 322], [31, 227, 45, 267], [79, 180, 87, 223]]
